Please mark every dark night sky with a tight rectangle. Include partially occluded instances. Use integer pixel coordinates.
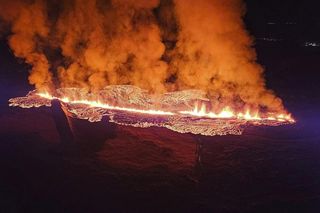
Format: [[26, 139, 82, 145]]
[[245, 0, 320, 41], [246, 0, 320, 23]]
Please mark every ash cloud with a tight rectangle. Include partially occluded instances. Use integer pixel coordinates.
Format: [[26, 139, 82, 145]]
[[0, 0, 285, 112]]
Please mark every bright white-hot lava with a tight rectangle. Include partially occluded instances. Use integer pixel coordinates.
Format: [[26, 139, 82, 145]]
[[180, 103, 294, 123], [37, 92, 175, 116], [37, 92, 295, 123], [8, 87, 296, 136]]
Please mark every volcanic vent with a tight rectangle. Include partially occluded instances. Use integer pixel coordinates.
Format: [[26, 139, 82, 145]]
[[2, 0, 295, 136]]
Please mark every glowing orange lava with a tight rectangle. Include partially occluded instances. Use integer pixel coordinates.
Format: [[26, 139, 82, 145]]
[[37, 92, 175, 116], [180, 103, 295, 123], [37, 92, 295, 123]]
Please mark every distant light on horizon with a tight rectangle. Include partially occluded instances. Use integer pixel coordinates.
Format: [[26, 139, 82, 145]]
[[267, 22, 296, 25], [304, 42, 320, 47], [257, 37, 281, 42]]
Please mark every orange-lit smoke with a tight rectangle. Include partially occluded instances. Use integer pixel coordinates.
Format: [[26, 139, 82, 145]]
[[171, 0, 283, 112], [55, 0, 168, 93], [0, 0, 53, 91], [0, 0, 285, 112]]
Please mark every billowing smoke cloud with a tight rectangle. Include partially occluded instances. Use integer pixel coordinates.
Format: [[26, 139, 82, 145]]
[[170, 0, 283, 111], [0, 0, 285, 112], [55, 0, 168, 93], [0, 0, 53, 91]]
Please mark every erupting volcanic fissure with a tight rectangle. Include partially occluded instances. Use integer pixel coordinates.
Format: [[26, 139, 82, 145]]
[[2, 0, 295, 135], [9, 86, 294, 136]]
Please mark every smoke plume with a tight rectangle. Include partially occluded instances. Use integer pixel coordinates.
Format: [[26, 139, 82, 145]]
[[0, 0, 285, 112]]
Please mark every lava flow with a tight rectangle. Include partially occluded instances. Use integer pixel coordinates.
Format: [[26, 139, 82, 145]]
[[9, 86, 295, 136], [37, 91, 176, 116], [36, 91, 295, 123]]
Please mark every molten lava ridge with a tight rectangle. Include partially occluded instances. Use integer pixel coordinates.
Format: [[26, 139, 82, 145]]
[[9, 86, 295, 136]]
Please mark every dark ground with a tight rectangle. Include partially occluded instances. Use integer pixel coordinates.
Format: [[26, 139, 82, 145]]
[[1, 2, 320, 212]]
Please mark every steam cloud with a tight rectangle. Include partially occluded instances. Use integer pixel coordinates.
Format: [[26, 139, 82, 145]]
[[0, 0, 284, 112]]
